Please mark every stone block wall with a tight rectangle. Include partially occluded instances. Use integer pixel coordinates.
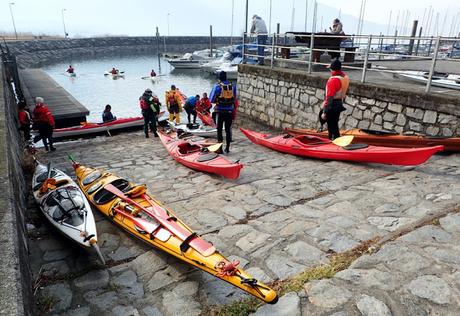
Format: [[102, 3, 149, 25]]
[[6, 36, 241, 68], [237, 65, 460, 136], [0, 63, 33, 315]]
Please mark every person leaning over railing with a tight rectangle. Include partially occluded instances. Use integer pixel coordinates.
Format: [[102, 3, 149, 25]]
[[250, 14, 268, 65]]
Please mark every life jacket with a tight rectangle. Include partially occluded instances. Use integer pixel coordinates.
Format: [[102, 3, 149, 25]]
[[330, 74, 349, 100], [140, 98, 149, 110], [216, 82, 234, 112], [167, 91, 178, 106], [18, 110, 30, 125], [34, 104, 54, 125]]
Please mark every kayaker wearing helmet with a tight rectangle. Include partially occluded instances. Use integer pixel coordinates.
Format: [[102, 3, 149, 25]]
[[32, 97, 56, 151], [165, 85, 183, 125], [102, 104, 117, 123], [321, 59, 349, 140], [66, 65, 75, 74], [140, 89, 160, 138], [183, 94, 200, 124], [210, 71, 236, 153]]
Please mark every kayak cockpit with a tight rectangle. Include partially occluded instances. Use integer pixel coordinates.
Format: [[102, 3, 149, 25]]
[[44, 186, 86, 225], [93, 179, 131, 205], [178, 142, 202, 155], [292, 135, 330, 145]]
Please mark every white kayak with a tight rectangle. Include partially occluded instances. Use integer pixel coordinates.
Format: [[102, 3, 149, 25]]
[[32, 161, 104, 264], [168, 121, 217, 138], [104, 71, 125, 79], [394, 71, 460, 90]]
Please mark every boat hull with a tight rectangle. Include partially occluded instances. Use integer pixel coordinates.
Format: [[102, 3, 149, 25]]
[[241, 128, 443, 165]]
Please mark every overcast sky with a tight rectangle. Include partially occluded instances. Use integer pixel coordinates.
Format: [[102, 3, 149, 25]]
[[1, 0, 459, 37]]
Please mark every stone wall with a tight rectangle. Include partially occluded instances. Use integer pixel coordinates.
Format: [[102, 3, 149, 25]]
[[6, 36, 241, 68], [237, 65, 460, 136], [0, 63, 33, 315]]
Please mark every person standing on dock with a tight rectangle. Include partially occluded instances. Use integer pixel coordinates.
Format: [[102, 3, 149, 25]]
[[183, 95, 200, 124], [321, 59, 349, 140], [32, 97, 56, 151], [329, 19, 345, 35], [18, 101, 31, 142], [250, 14, 268, 65], [140, 89, 160, 138], [165, 85, 182, 125], [210, 71, 236, 153]]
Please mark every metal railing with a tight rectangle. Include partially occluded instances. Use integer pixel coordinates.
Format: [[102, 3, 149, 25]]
[[242, 32, 460, 93]]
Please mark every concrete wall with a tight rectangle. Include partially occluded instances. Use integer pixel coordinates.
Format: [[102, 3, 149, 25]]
[[6, 36, 241, 68], [0, 63, 33, 316], [237, 65, 460, 136]]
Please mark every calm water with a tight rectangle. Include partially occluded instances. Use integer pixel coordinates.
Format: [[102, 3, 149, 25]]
[[43, 55, 216, 121]]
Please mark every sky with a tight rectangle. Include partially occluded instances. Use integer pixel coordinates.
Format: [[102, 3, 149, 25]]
[[0, 0, 459, 38]]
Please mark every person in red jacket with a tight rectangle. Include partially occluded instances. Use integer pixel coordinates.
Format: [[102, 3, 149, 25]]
[[197, 92, 212, 113], [32, 97, 56, 151], [18, 101, 31, 141], [321, 59, 349, 140]]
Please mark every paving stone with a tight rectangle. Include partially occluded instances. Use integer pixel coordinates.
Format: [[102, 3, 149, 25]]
[[111, 270, 137, 287], [245, 267, 273, 283], [84, 290, 119, 310], [399, 225, 452, 243], [265, 253, 306, 279], [407, 275, 451, 305], [236, 231, 271, 252], [142, 306, 164, 316], [145, 265, 188, 292], [43, 248, 71, 261], [195, 209, 228, 230], [439, 213, 460, 233], [162, 281, 201, 316], [251, 292, 300, 316], [99, 233, 121, 252], [335, 268, 398, 291], [38, 238, 65, 252], [325, 216, 357, 229], [109, 246, 141, 261], [112, 305, 140, 316], [129, 251, 168, 281], [367, 216, 414, 232], [221, 205, 247, 220], [306, 279, 353, 309], [284, 241, 328, 265], [261, 194, 294, 207], [62, 306, 90, 316], [279, 220, 317, 236], [41, 260, 70, 277], [73, 269, 109, 290], [356, 294, 392, 316], [41, 283, 73, 313], [318, 231, 360, 253]]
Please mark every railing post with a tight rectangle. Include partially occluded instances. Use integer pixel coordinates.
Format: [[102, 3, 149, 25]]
[[242, 32, 246, 64], [361, 35, 372, 83], [425, 36, 441, 93], [271, 33, 275, 69], [308, 33, 315, 74]]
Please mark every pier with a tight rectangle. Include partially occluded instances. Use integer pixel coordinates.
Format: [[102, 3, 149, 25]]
[[20, 69, 89, 127]]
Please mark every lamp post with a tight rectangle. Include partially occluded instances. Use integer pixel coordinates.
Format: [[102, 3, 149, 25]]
[[167, 13, 170, 36], [9, 2, 18, 40], [61, 9, 68, 38]]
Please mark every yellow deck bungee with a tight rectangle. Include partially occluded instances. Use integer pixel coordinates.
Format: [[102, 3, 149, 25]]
[[72, 162, 278, 304]]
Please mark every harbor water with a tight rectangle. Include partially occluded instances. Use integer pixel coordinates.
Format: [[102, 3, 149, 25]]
[[43, 55, 217, 121]]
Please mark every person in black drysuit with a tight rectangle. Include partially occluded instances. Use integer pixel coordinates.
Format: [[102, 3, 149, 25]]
[[210, 71, 236, 153], [139, 88, 160, 138]]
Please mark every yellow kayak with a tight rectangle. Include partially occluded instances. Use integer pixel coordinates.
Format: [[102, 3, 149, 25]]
[[72, 161, 278, 304]]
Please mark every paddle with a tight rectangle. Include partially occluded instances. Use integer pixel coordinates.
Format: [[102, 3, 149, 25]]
[[332, 135, 354, 147], [104, 183, 215, 256], [207, 143, 223, 153]]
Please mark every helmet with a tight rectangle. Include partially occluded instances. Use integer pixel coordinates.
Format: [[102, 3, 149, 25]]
[[145, 88, 152, 93]]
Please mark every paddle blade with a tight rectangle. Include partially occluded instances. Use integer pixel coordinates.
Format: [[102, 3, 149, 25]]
[[207, 143, 223, 153], [332, 135, 354, 147]]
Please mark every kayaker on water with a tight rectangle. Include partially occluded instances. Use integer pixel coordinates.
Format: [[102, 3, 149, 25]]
[[184, 95, 200, 124], [32, 97, 56, 151], [210, 71, 236, 153], [111, 67, 119, 75], [165, 85, 183, 125], [150, 69, 157, 77], [321, 59, 349, 140], [140, 89, 160, 138], [102, 104, 117, 123], [66, 65, 75, 74]]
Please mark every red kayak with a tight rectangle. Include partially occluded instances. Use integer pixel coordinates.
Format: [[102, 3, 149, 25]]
[[53, 117, 144, 139], [197, 110, 216, 127], [240, 128, 444, 166], [158, 131, 243, 179]]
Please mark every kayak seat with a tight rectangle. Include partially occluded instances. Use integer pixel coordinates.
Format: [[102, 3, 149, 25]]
[[343, 143, 369, 150], [196, 153, 218, 162], [93, 179, 131, 205], [361, 129, 398, 136], [82, 170, 102, 185], [186, 123, 200, 130]]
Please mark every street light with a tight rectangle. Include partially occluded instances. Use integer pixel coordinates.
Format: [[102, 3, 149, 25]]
[[61, 9, 68, 38], [9, 2, 18, 40]]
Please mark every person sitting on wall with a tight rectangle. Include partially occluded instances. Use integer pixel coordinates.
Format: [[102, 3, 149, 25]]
[[102, 104, 117, 123], [321, 59, 349, 140], [329, 18, 345, 35], [250, 14, 268, 65]]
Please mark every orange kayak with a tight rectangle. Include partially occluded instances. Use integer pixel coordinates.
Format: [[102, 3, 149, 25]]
[[284, 127, 460, 152]]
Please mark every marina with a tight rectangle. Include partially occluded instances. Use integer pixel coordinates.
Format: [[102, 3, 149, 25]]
[[1, 1, 460, 315]]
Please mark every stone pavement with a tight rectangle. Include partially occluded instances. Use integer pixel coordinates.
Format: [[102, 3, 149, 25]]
[[26, 124, 460, 315]]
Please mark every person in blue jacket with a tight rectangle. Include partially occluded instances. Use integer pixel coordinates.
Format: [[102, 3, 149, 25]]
[[210, 71, 237, 153], [183, 95, 200, 124]]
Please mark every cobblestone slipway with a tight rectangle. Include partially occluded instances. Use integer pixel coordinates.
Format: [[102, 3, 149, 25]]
[[27, 124, 459, 315]]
